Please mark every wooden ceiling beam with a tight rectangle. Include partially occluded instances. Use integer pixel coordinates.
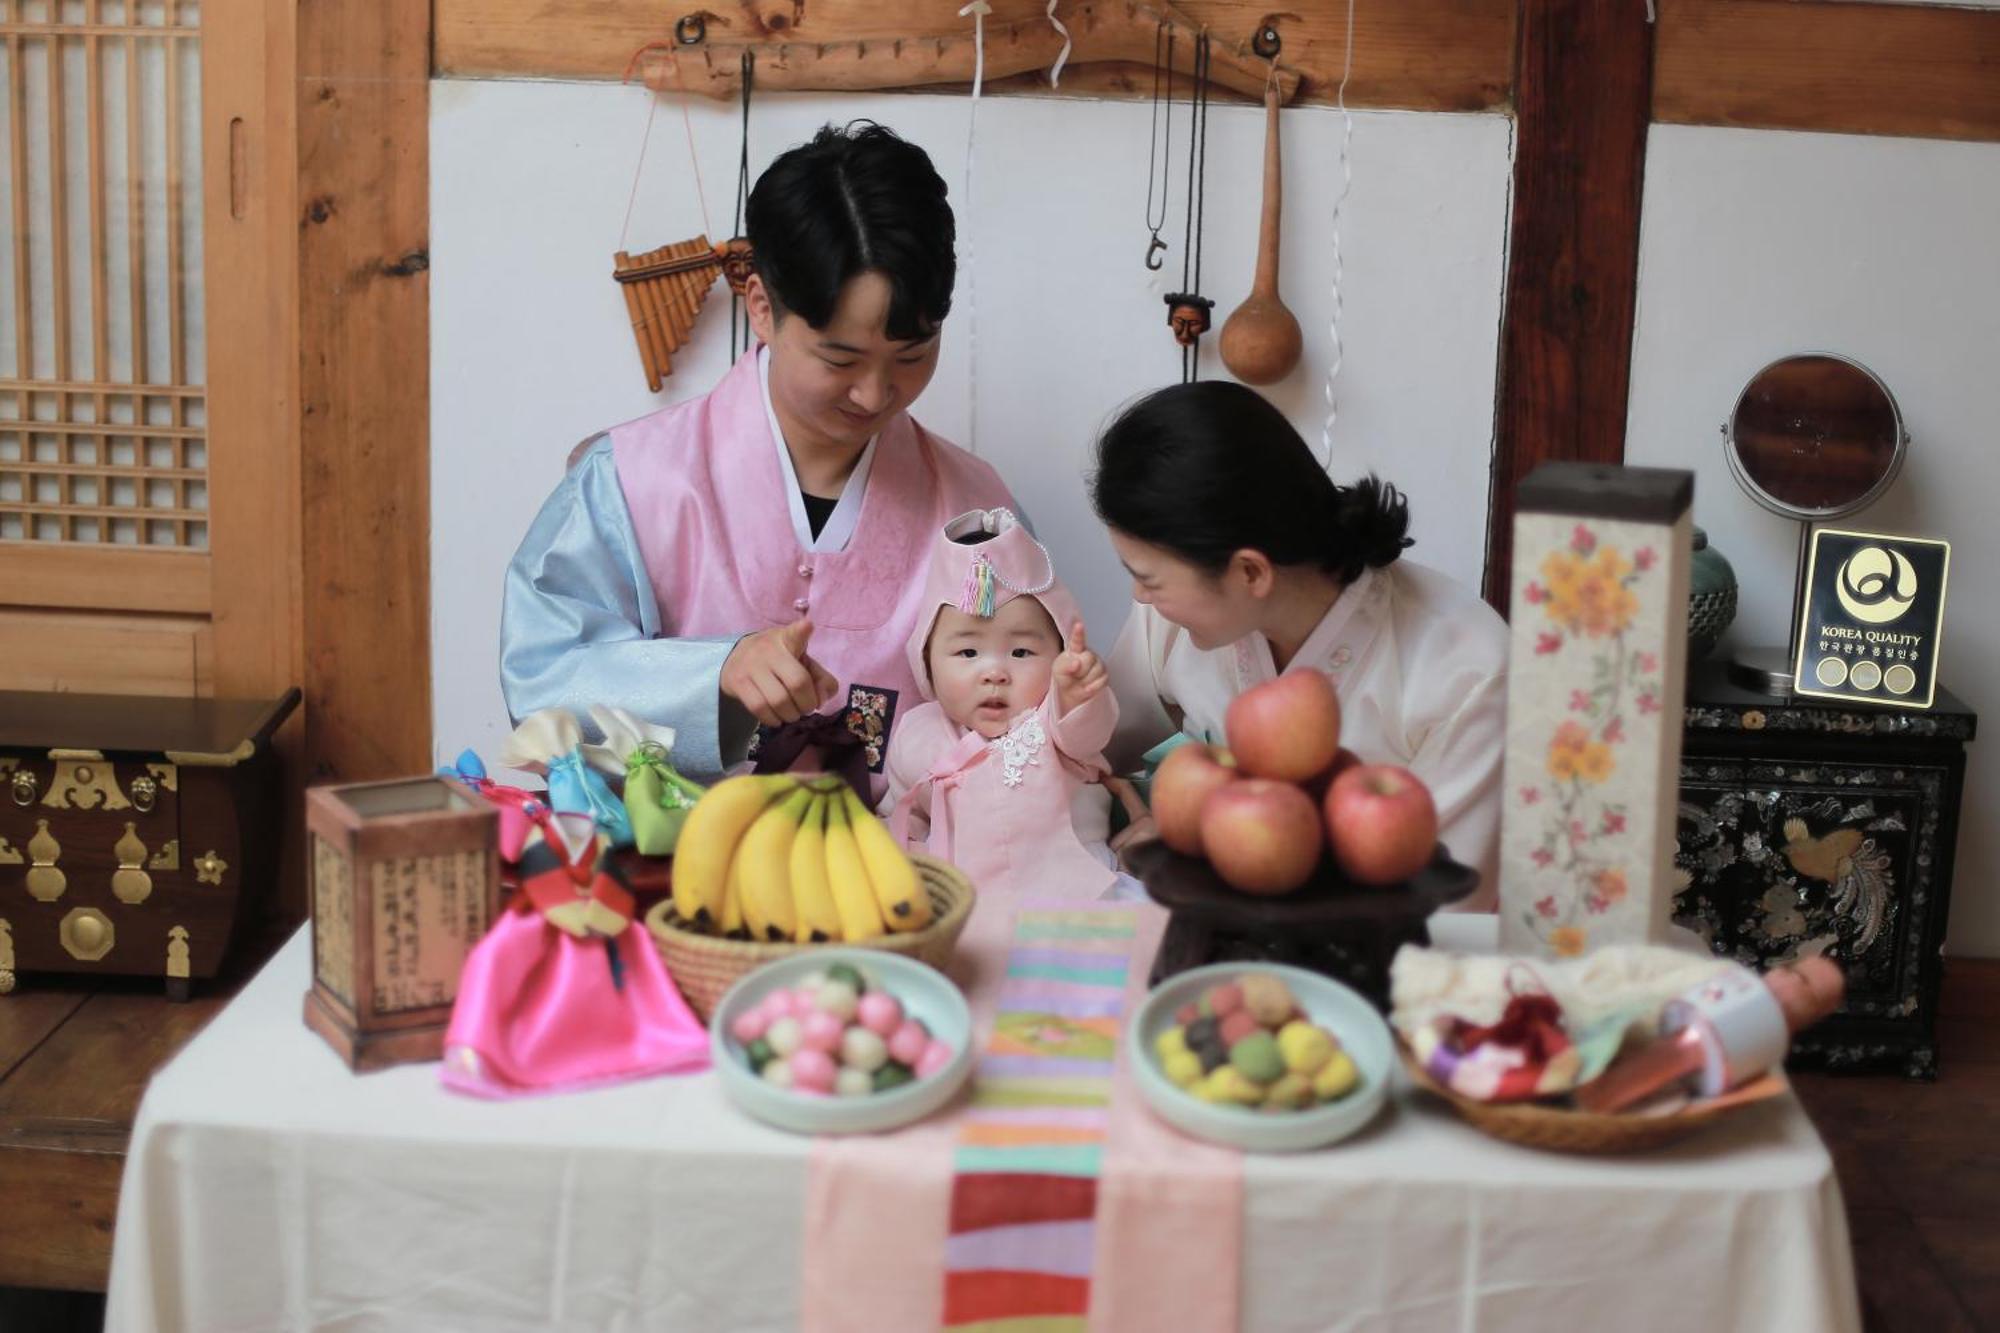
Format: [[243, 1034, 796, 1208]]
[[1657, 0, 2000, 145], [435, 0, 1517, 114]]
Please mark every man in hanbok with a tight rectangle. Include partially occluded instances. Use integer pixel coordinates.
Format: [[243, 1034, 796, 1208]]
[[501, 124, 1017, 783]]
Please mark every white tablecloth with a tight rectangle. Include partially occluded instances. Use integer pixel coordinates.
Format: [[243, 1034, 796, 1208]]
[[105, 920, 1860, 1333]]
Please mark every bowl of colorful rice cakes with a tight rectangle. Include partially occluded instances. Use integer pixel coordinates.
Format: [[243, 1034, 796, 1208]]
[[1129, 962, 1392, 1151]]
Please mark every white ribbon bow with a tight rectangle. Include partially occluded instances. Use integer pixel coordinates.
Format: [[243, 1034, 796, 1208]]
[[581, 704, 680, 778], [499, 707, 583, 775]]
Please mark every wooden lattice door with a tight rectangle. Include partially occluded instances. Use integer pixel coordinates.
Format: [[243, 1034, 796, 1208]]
[[0, 0, 290, 699]]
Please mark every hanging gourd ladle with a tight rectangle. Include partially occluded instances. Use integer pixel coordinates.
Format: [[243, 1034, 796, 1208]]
[[1219, 33, 1301, 386]]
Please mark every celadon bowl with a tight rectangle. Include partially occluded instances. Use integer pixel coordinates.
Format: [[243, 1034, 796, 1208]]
[[709, 948, 974, 1135], [1129, 961, 1392, 1152]]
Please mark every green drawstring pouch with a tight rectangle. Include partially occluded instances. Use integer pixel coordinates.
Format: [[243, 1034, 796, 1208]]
[[623, 741, 705, 855]]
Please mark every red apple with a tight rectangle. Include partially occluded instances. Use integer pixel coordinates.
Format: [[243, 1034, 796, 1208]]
[[1199, 779, 1324, 895], [1151, 743, 1241, 855], [1323, 764, 1439, 886], [1303, 746, 1364, 804], [1225, 670, 1343, 782]]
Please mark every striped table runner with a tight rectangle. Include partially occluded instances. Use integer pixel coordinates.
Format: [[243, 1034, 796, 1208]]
[[801, 897, 1239, 1333], [941, 905, 1140, 1331]]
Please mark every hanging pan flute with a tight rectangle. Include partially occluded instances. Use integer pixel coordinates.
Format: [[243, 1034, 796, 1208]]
[[612, 236, 755, 391]]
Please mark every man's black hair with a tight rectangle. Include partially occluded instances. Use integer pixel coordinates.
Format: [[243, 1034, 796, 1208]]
[[746, 122, 955, 340]]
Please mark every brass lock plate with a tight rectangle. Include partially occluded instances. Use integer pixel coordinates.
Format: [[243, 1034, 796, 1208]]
[[42, 751, 129, 812]]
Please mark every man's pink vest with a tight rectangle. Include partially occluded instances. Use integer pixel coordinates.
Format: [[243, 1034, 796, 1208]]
[[611, 350, 1015, 754]]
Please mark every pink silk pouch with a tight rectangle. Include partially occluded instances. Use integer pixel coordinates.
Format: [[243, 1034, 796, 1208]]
[[442, 809, 709, 1097]]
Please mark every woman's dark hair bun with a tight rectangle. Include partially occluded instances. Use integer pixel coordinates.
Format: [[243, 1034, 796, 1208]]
[[1090, 380, 1413, 583], [1327, 475, 1413, 581]]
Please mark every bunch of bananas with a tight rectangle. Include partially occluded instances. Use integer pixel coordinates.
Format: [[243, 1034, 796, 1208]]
[[670, 774, 932, 943]]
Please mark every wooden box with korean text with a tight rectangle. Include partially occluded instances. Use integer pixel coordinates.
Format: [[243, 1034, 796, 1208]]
[[304, 776, 500, 1071]]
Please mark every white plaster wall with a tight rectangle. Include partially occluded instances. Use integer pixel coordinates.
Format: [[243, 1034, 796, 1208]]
[[429, 80, 1511, 774], [1627, 123, 2000, 957]]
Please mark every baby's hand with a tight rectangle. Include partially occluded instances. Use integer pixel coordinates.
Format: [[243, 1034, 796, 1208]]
[[1054, 620, 1107, 717]]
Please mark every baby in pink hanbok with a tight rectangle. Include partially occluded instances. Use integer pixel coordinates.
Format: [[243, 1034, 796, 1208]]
[[886, 509, 1144, 902]]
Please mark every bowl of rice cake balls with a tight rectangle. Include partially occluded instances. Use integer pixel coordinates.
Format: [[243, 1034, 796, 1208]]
[[711, 950, 973, 1135]]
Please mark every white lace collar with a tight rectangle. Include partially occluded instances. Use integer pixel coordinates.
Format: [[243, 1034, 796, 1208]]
[[987, 709, 1048, 789]]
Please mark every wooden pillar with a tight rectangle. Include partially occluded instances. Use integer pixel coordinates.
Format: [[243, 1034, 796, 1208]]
[[1484, 0, 1655, 614], [295, 2, 434, 783]]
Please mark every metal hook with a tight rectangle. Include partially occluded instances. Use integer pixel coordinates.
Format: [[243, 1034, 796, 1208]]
[[1251, 23, 1282, 59], [674, 13, 707, 45], [1145, 235, 1168, 271]]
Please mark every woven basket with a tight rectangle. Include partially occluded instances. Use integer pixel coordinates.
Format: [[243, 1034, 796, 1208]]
[[644, 853, 976, 1021], [1401, 1048, 1788, 1155]]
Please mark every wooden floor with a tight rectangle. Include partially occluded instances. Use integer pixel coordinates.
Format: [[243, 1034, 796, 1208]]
[[0, 918, 289, 1330], [1793, 957, 2000, 1332], [1, 954, 1995, 1331]]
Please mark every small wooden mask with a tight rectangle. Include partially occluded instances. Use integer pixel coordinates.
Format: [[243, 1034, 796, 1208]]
[[1165, 293, 1215, 348], [718, 237, 757, 297]]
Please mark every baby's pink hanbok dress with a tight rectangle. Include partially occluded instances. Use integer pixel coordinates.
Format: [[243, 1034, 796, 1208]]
[[886, 509, 1124, 902]]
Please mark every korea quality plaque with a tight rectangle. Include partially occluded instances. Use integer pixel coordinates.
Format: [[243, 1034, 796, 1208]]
[[1792, 529, 1949, 709]]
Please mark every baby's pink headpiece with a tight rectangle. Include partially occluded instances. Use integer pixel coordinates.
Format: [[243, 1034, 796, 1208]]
[[905, 508, 1083, 700]]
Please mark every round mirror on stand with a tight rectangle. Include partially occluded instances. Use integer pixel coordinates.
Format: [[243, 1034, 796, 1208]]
[[1721, 352, 1908, 693]]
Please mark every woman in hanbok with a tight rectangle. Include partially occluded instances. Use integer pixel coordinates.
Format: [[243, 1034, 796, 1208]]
[[501, 124, 1016, 785], [1092, 382, 1508, 909]]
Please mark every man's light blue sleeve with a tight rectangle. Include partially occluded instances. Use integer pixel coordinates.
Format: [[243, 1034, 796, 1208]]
[[499, 436, 757, 781]]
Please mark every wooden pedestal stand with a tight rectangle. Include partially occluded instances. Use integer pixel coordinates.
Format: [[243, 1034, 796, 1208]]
[[1128, 842, 1477, 1010]]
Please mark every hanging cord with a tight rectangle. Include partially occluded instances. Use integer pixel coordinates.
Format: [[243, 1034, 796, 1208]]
[[618, 96, 661, 253], [1142, 23, 1174, 271], [1320, 0, 1357, 466], [617, 44, 714, 249], [673, 65, 715, 242], [1178, 32, 1211, 384], [959, 0, 991, 453], [1194, 34, 1208, 337], [1045, 0, 1073, 87], [731, 51, 755, 358]]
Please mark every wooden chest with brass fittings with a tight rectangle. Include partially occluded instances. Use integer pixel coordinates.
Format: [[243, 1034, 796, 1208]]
[[0, 689, 300, 999]]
